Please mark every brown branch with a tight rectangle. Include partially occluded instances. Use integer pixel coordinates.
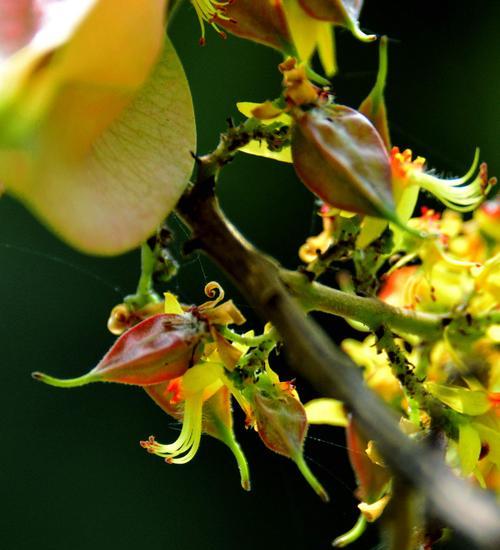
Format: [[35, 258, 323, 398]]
[[176, 174, 500, 549]]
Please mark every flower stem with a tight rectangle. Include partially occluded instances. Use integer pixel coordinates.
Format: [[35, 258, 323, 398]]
[[332, 514, 367, 548], [125, 243, 161, 309], [32, 370, 99, 388], [280, 269, 445, 339], [294, 453, 329, 503], [217, 325, 278, 347]]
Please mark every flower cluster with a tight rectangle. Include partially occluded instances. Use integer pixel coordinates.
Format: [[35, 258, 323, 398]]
[[34, 282, 327, 499], [303, 200, 499, 545]]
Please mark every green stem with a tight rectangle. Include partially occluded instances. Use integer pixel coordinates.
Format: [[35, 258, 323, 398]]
[[217, 325, 278, 347], [125, 243, 161, 309], [32, 370, 99, 388], [294, 453, 329, 503], [280, 269, 445, 339], [332, 514, 367, 548], [371, 36, 388, 113], [225, 435, 251, 492]]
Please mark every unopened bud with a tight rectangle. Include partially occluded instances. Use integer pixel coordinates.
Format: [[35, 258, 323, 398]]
[[216, 0, 293, 52], [33, 313, 208, 388], [291, 104, 397, 221]]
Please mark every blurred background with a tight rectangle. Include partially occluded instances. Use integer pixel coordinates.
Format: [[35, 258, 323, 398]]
[[0, 1, 498, 549]]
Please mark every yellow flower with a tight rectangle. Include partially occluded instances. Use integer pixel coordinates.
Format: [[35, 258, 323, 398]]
[[390, 147, 496, 216], [142, 361, 225, 463]]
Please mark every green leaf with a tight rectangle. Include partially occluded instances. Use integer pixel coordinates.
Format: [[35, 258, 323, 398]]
[[305, 398, 348, 427]]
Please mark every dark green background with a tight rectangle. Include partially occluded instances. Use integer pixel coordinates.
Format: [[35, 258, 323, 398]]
[[1, 2, 498, 549]]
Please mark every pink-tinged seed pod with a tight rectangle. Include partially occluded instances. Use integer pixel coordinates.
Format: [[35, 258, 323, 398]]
[[215, 0, 293, 52], [291, 104, 397, 220], [33, 313, 208, 387]]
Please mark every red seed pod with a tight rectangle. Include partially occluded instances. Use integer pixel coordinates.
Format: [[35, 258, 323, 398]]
[[216, 0, 293, 52], [33, 313, 208, 387], [291, 104, 397, 220]]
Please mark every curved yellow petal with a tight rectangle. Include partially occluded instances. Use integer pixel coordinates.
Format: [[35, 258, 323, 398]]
[[305, 398, 348, 427]]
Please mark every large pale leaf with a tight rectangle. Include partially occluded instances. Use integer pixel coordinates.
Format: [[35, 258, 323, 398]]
[[0, 1, 195, 254]]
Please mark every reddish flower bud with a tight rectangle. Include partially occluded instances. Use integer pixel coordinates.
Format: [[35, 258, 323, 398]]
[[244, 376, 329, 501], [216, 0, 293, 52], [33, 313, 208, 388], [291, 104, 397, 220]]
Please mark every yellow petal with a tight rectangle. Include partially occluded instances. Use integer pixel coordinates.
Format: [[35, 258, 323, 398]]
[[283, 0, 322, 63], [182, 362, 223, 398], [358, 494, 391, 522], [305, 398, 348, 427], [316, 23, 336, 77], [164, 292, 184, 315], [237, 101, 290, 125], [240, 140, 292, 163], [425, 382, 491, 416], [458, 423, 481, 476], [366, 441, 386, 468]]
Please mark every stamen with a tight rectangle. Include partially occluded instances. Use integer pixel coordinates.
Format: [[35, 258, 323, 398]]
[[392, 147, 497, 213], [140, 394, 204, 464], [191, 0, 234, 44]]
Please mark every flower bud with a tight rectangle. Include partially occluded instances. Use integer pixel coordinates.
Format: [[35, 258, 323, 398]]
[[291, 104, 397, 221], [298, 0, 375, 41], [33, 313, 208, 387], [216, 0, 293, 52], [244, 373, 329, 501]]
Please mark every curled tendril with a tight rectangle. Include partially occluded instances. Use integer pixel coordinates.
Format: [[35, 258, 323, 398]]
[[199, 281, 225, 310]]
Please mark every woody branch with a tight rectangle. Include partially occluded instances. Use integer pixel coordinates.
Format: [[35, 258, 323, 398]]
[[175, 157, 500, 550]]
